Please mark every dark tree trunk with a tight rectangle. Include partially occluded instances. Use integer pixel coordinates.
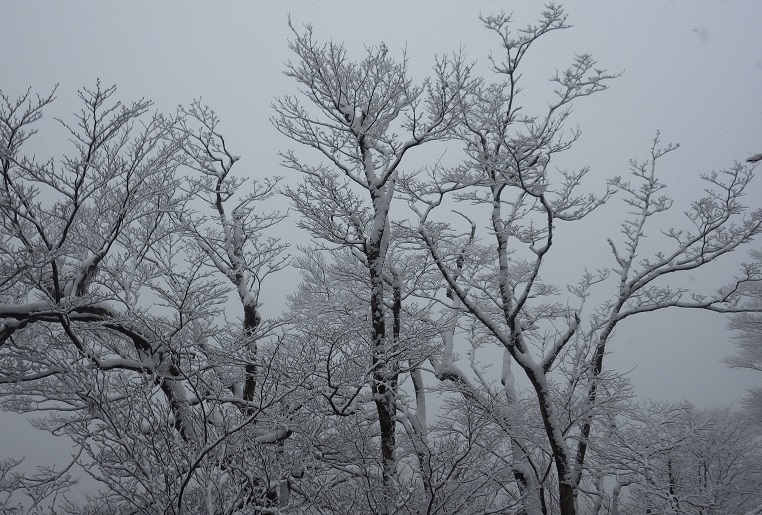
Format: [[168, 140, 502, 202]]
[[242, 301, 261, 413], [559, 483, 576, 515], [368, 247, 398, 514]]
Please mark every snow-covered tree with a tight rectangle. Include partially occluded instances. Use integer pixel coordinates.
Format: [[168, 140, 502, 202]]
[[283, 245, 537, 514], [2, 7, 761, 515], [272, 22, 473, 514], [726, 249, 762, 427], [0, 84, 295, 513], [589, 401, 762, 514], [403, 7, 762, 514]]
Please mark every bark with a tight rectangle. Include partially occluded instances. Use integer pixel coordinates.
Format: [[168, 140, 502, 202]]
[[241, 300, 261, 413], [159, 361, 197, 442], [559, 483, 577, 515], [503, 351, 544, 515], [368, 245, 398, 514], [523, 364, 575, 515]]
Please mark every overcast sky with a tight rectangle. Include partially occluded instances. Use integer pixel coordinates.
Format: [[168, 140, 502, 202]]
[[3, 0, 761, 467]]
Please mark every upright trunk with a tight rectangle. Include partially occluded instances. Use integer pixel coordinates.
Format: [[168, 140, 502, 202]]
[[409, 364, 432, 499], [502, 350, 545, 515], [611, 482, 623, 515], [241, 300, 260, 413], [159, 361, 197, 442], [559, 483, 577, 515], [368, 247, 398, 514], [668, 455, 680, 513], [521, 362, 576, 515]]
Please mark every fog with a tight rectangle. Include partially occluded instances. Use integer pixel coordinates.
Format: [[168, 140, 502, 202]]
[[2, 0, 760, 506]]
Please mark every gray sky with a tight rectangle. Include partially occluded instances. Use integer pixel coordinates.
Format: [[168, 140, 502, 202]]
[[2, 0, 761, 468]]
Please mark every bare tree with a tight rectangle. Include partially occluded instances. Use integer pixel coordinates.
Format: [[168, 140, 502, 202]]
[[591, 401, 762, 514], [174, 100, 289, 411], [403, 7, 762, 514], [272, 22, 472, 513], [725, 249, 762, 427], [284, 243, 532, 514], [0, 85, 293, 513], [2, 9, 761, 514]]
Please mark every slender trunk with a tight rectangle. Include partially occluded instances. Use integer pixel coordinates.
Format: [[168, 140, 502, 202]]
[[575, 308, 625, 483], [410, 365, 433, 505], [405, 270, 428, 487], [611, 482, 622, 515], [591, 474, 604, 515], [668, 455, 680, 513]]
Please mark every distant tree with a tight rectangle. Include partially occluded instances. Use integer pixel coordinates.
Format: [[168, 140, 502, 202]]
[[726, 249, 762, 426], [590, 402, 762, 514]]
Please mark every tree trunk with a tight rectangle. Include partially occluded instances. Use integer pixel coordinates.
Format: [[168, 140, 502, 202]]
[[241, 300, 261, 414], [503, 350, 545, 515], [559, 483, 577, 515], [369, 247, 398, 514]]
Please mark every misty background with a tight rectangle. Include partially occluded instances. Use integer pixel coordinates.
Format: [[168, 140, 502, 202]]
[[2, 0, 760, 488]]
